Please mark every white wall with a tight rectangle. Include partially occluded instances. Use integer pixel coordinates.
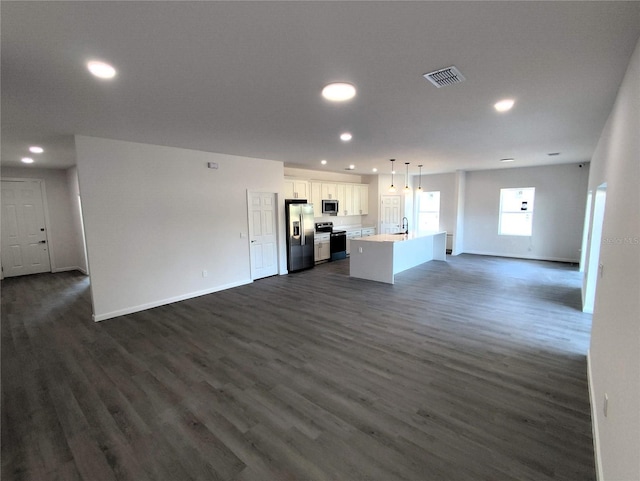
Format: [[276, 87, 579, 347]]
[[453, 170, 466, 255], [75, 136, 286, 321], [411, 172, 457, 235], [365, 174, 379, 227], [587, 37, 639, 481], [1, 166, 84, 272], [463, 163, 590, 262]]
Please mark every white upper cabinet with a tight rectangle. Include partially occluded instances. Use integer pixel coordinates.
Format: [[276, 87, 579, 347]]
[[341, 184, 354, 216], [321, 183, 337, 200], [308, 180, 369, 217], [347, 183, 368, 215], [311, 182, 322, 217], [294, 180, 308, 199], [358, 184, 369, 215], [284, 178, 309, 200]]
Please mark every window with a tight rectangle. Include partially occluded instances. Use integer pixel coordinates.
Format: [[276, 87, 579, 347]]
[[418, 191, 440, 232], [499, 187, 535, 236]]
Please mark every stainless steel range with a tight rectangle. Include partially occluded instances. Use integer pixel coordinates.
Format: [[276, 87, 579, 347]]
[[316, 222, 347, 261]]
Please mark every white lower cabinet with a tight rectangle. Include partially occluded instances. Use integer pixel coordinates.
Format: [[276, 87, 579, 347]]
[[314, 233, 330, 262], [346, 230, 362, 255]]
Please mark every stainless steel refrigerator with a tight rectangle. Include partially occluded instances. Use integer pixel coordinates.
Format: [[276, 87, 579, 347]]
[[285, 199, 315, 272]]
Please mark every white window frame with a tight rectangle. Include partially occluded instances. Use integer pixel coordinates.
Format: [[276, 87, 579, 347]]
[[499, 187, 535, 236], [417, 190, 440, 233]]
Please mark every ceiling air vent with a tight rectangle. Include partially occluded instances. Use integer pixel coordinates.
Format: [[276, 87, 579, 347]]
[[423, 66, 466, 88]]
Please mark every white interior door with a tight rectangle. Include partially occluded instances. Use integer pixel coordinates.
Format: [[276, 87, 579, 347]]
[[1, 180, 51, 277], [380, 195, 402, 234], [248, 192, 278, 280]]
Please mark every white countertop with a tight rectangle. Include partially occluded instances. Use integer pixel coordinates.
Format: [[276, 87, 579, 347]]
[[354, 231, 446, 243]]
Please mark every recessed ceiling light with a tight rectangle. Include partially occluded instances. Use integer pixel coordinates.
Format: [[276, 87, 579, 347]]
[[322, 83, 356, 102], [21, 157, 34, 164], [320, 159, 327, 165], [372, 168, 378, 173], [87, 60, 117, 79], [349, 164, 355, 170], [340, 132, 352, 141], [29, 146, 44, 154], [500, 158, 515, 163], [494, 99, 515, 112]]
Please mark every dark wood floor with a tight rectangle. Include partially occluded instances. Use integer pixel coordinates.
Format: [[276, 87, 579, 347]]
[[2, 254, 595, 481]]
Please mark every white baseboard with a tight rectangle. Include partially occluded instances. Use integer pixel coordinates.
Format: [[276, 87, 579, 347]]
[[587, 349, 604, 481], [461, 250, 579, 263], [52, 266, 88, 275], [52, 266, 77, 273], [92, 279, 253, 322]]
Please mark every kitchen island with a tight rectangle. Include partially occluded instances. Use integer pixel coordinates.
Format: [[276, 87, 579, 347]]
[[349, 231, 447, 284]]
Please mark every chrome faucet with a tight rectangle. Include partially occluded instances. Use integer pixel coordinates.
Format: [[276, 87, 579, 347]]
[[402, 217, 409, 234]]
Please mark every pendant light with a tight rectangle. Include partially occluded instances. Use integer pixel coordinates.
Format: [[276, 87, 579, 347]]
[[417, 164, 423, 191], [388, 159, 396, 192], [403, 162, 411, 193]]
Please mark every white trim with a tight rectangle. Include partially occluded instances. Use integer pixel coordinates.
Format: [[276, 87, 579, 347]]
[[461, 250, 579, 264], [38, 179, 56, 271], [52, 266, 88, 275], [277, 192, 287, 275], [92, 279, 253, 322], [587, 349, 604, 481]]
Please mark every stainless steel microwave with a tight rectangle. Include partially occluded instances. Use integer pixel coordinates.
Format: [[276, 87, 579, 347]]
[[322, 199, 338, 215]]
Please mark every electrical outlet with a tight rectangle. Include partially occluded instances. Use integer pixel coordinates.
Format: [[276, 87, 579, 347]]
[[202, 270, 208, 278], [603, 393, 609, 417], [359, 247, 363, 253]]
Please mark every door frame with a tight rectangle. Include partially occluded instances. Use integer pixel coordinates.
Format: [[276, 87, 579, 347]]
[[582, 183, 607, 313], [579, 191, 593, 273], [1, 177, 55, 278], [246, 190, 282, 280]]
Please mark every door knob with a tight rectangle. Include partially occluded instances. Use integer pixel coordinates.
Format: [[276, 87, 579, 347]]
[[39, 240, 47, 244]]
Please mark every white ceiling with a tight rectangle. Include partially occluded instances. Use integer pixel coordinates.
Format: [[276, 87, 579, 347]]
[[2, 1, 639, 175]]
